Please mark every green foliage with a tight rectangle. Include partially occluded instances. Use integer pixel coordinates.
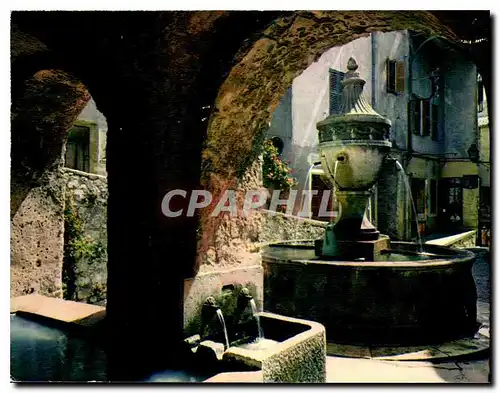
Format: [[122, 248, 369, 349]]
[[88, 282, 107, 306], [262, 140, 297, 189], [62, 195, 107, 300], [236, 125, 268, 179]]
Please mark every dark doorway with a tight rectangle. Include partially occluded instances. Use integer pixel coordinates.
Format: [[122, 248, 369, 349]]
[[437, 178, 463, 231], [270, 136, 284, 155]]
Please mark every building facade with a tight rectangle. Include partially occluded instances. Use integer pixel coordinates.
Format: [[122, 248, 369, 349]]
[[64, 97, 108, 176], [267, 30, 484, 241]]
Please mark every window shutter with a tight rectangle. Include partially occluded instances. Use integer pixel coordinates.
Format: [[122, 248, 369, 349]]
[[386, 59, 396, 93], [395, 61, 405, 93], [431, 104, 439, 141], [421, 100, 431, 136], [409, 100, 420, 135], [329, 69, 345, 115]]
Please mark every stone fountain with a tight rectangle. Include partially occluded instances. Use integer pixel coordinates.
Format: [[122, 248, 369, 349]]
[[262, 58, 478, 346], [316, 57, 392, 260]]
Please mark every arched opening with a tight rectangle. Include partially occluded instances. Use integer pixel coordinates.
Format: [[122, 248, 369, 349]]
[[60, 96, 108, 306], [269, 136, 284, 155]]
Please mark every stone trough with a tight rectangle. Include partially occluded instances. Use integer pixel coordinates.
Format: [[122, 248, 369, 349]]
[[221, 312, 326, 383]]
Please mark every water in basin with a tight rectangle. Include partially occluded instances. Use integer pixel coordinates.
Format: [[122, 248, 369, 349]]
[[237, 338, 279, 351], [264, 244, 444, 262], [10, 314, 208, 382]]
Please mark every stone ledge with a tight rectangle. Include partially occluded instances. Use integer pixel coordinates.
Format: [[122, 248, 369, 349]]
[[10, 294, 105, 327], [425, 230, 477, 247], [261, 210, 328, 228], [61, 167, 107, 181]]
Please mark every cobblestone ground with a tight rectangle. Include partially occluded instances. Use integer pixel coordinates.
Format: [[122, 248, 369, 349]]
[[471, 248, 490, 303], [326, 247, 491, 383]]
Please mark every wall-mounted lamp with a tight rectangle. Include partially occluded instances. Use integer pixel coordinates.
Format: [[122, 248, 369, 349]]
[[467, 143, 480, 163]]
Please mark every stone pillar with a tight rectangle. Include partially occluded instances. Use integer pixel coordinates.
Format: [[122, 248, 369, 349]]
[[104, 106, 202, 367], [100, 36, 209, 370]]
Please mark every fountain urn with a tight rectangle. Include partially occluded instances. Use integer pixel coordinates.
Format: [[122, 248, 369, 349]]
[[316, 57, 392, 257]]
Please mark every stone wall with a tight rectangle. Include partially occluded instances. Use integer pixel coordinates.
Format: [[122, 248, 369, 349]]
[[61, 168, 108, 306], [11, 171, 65, 298], [11, 166, 108, 305], [260, 210, 326, 245]]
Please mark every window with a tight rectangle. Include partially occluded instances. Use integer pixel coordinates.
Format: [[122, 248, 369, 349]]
[[329, 69, 345, 115], [431, 104, 439, 141], [477, 74, 484, 113], [65, 125, 90, 172], [421, 100, 431, 136], [409, 99, 439, 139], [386, 59, 405, 94]]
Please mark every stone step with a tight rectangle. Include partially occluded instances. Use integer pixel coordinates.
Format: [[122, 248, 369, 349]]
[[10, 294, 105, 327]]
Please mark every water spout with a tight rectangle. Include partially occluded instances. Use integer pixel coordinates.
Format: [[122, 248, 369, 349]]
[[215, 309, 230, 350], [321, 160, 340, 257], [302, 162, 321, 218], [200, 296, 230, 350], [249, 299, 263, 339], [395, 160, 423, 252]]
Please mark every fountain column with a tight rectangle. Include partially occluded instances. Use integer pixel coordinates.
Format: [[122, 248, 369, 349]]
[[316, 57, 392, 259]]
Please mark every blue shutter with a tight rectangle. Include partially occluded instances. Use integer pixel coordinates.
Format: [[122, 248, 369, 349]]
[[329, 69, 345, 115]]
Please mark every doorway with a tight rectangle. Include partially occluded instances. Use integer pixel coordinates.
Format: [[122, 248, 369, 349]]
[[438, 178, 463, 231]]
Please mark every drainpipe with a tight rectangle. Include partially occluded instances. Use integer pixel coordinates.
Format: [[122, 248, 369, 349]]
[[407, 35, 413, 161], [371, 32, 376, 108], [370, 32, 377, 226]]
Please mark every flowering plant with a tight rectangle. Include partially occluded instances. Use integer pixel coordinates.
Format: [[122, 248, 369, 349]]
[[262, 140, 297, 190]]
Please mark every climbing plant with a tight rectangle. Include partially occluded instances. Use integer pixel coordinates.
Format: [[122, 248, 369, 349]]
[[62, 194, 107, 302], [262, 139, 296, 190]]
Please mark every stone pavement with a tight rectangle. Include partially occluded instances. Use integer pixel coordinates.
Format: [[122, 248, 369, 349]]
[[325, 356, 489, 383]]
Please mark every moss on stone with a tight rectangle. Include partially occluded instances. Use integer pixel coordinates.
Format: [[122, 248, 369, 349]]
[[184, 282, 260, 342]]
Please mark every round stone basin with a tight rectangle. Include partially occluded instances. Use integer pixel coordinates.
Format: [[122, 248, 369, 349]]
[[262, 240, 477, 346]]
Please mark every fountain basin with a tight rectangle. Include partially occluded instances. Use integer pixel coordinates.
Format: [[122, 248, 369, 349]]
[[10, 313, 211, 382], [262, 240, 477, 346], [222, 312, 326, 383]]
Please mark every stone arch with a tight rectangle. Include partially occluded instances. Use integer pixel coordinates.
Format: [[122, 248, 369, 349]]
[[197, 11, 460, 271], [10, 38, 100, 299]]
